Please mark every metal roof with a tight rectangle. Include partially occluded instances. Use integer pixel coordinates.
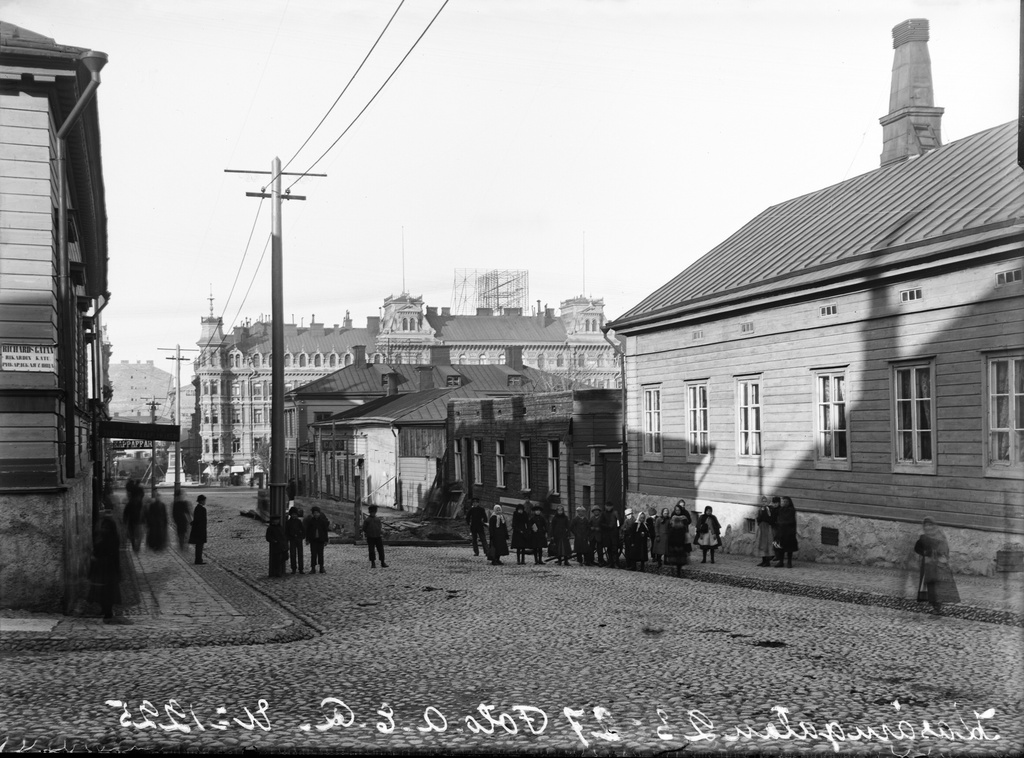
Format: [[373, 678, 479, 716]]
[[611, 122, 1024, 331]]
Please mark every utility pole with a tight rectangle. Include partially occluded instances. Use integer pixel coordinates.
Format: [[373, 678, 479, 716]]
[[227, 160, 324, 576], [142, 398, 162, 499], [159, 345, 198, 493]]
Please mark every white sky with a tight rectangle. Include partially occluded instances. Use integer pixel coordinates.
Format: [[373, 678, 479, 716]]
[[2, 0, 1018, 367]]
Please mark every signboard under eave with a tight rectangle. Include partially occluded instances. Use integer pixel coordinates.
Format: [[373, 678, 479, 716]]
[[1, 344, 56, 372]]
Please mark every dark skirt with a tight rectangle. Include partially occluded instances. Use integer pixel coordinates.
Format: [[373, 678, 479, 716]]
[[664, 528, 690, 565]]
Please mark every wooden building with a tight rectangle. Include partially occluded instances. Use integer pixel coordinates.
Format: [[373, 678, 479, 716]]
[[606, 20, 1024, 574], [447, 389, 622, 516], [0, 23, 111, 610]]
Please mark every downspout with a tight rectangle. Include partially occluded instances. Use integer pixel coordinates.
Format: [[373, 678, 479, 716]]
[[89, 292, 111, 519], [600, 324, 627, 510], [56, 50, 108, 480]]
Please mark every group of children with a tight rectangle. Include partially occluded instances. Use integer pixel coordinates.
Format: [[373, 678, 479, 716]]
[[265, 504, 331, 577], [483, 498, 729, 575]]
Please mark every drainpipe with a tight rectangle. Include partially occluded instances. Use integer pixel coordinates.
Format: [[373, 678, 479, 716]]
[[56, 50, 108, 480], [601, 324, 627, 511]]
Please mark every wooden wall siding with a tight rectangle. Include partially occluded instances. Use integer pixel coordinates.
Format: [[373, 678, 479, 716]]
[[398, 456, 433, 511], [399, 426, 445, 459], [625, 269, 1024, 534]]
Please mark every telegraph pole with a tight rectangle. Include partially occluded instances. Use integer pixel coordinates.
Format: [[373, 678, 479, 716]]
[[226, 159, 324, 576], [142, 398, 162, 498], [159, 345, 198, 492]]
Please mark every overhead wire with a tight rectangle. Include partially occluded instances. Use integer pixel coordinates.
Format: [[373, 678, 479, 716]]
[[285, 0, 451, 192], [279, 0, 407, 178]]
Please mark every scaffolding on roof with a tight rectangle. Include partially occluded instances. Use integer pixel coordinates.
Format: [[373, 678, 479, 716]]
[[450, 269, 529, 316]]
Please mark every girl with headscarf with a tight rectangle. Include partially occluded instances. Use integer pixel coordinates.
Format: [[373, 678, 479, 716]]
[[488, 505, 509, 566], [755, 495, 776, 567], [511, 502, 530, 565], [773, 496, 798, 567], [914, 518, 960, 614], [695, 506, 722, 564], [663, 500, 692, 577]]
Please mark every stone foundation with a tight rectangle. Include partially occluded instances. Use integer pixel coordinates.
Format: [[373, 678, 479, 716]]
[[0, 476, 93, 612], [627, 492, 1022, 577]]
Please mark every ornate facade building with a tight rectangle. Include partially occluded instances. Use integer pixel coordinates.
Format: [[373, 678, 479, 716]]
[[193, 293, 621, 482]]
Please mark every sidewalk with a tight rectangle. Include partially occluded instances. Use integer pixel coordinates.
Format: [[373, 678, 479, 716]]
[[2, 532, 1021, 653]]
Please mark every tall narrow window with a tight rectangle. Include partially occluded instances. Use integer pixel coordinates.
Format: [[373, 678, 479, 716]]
[[686, 383, 709, 456], [816, 371, 849, 467], [737, 377, 762, 459], [453, 439, 464, 482], [894, 363, 935, 472], [520, 440, 531, 490], [472, 439, 483, 484], [547, 440, 561, 494], [642, 385, 662, 458], [496, 440, 506, 488], [987, 356, 1024, 472]]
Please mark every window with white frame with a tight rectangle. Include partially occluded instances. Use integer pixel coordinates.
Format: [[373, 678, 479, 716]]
[[642, 385, 662, 458], [472, 439, 483, 484], [253, 408, 264, 424], [893, 363, 935, 472], [815, 371, 849, 467], [547, 440, 561, 494], [496, 440, 506, 488], [686, 382, 709, 456], [520, 440, 531, 490], [987, 355, 1024, 472], [737, 377, 762, 459], [453, 439, 464, 482]]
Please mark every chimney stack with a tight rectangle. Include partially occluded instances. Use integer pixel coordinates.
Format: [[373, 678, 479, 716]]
[[879, 19, 943, 167], [352, 345, 367, 368], [384, 372, 399, 396], [505, 346, 524, 371], [417, 365, 435, 391]]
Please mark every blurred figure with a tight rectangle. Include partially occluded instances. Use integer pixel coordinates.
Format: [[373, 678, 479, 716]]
[[171, 488, 192, 550], [189, 495, 208, 565], [123, 478, 144, 553], [89, 514, 127, 623], [755, 496, 776, 567], [570, 506, 591, 566], [773, 496, 799, 568], [145, 491, 168, 552], [664, 500, 692, 577], [914, 518, 960, 614]]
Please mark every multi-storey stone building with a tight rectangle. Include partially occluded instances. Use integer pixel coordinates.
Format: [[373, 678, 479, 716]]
[[193, 292, 621, 483]]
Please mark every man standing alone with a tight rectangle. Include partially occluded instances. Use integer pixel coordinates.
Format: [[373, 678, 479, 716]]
[[189, 495, 208, 565], [465, 498, 489, 558], [286, 506, 305, 574]]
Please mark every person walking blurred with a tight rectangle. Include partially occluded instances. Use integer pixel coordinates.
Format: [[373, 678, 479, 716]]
[[664, 500, 692, 577], [915, 518, 959, 614], [123, 479, 144, 553], [189, 495, 208, 565], [172, 489, 192, 551], [773, 497, 799, 568], [89, 514, 127, 624], [145, 491, 168, 552], [755, 496, 776, 567]]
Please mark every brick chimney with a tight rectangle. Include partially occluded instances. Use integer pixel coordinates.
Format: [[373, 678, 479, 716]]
[[879, 19, 943, 167], [352, 345, 366, 368], [417, 365, 435, 390], [384, 372, 399, 396], [505, 346, 524, 370], [441, 307, 451, 317], [429, 345, 452, 365], [476, 307, 493, 317]]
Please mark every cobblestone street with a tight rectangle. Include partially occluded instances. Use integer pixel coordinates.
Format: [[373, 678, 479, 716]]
[[2, 489, 1022, 755]]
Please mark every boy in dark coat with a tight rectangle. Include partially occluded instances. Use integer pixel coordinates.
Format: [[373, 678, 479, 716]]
[[306, 506, 330, 573], [286, 506, 305, 573], [550, 504, 572, 566], [265, 515, 288, 577], [465, 498, 489, 558], [570, 506, 591, 565], [189, 495, 208, 564], [528, 505, 548, 565], [589, 507, 605, 566], [362, 504, 387, 568]]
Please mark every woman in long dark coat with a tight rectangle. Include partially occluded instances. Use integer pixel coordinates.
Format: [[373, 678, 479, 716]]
[[663, 501, 692, 577], [773, 496, 798, 567], [146, 493, 168, 552], [528, 505, 548, 565], [488, 505, 510, 565], [511, 503, 530, 565], [652, 507, 671, 568], [89, 515, 123, 622], [695, 506, 722, 564], [755, 496, 777, 567], [914, 518, 959, 614]]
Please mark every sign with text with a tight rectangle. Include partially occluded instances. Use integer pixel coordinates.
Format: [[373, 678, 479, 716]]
[[110, 439, 151, 450], [1, 344, 56, 372]]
